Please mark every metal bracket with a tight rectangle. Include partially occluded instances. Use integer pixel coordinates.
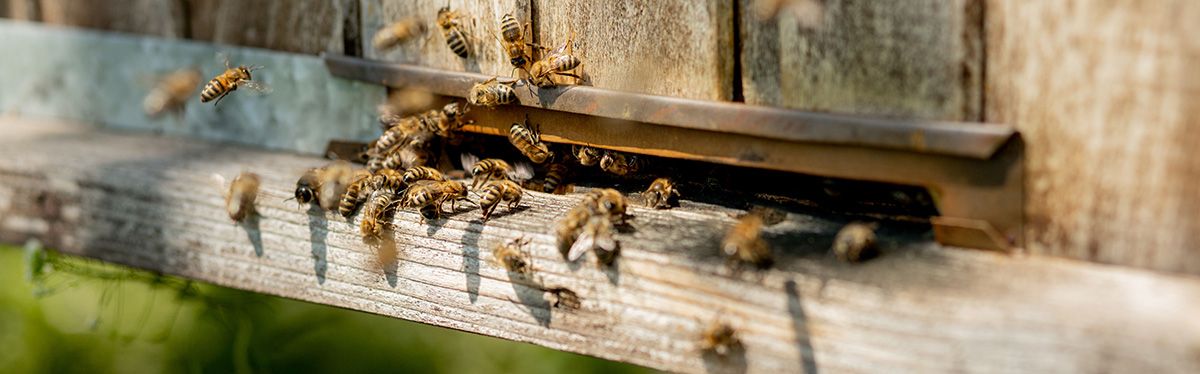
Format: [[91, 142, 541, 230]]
[[323, 55, 1024, 251]]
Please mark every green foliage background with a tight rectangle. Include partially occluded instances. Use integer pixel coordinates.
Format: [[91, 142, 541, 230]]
[[0, 245, 649, 374]]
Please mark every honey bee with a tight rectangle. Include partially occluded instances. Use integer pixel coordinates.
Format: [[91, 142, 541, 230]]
[[200, 54, 268, 106], [644, 177, 681, 209], [402, 180, 469, 219], [699, 318, 740, 357], [832, 222, 879, 263], [723, 214, 773, 269], [467, 77, 518, 108], [546, 287, 580, 310], [573, 145, 601, 166], [508, 116, 553, 164], [436, 7, 470, 58], [370, 143, 434, 172], [338, 174, 373, 218], [541, 161, 570, 194], [556, 189, 627, 259], [477, 179, 524, 220], [372, 17, 426, 51], [290, 167, 322, 207], [221, 172, 261, 222], [402, 166, 445, 184], [497, 13, 533, 75], [568, 215, 618, 265], [492, 236, 532, 276], [528, 32, 583, 87], [318, 161, 361, 211], [461, 154, 534, 189], [599, 151, 640, 176], [369, 168, 406, 192], [143, 68, 202, 117], [360, 189, 400, 240]]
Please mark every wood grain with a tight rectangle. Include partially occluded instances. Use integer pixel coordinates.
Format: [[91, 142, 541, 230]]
[[531, 0, 734, 101], [32, 0, 186, 37], [187, 0, 355, 55], [1, 117, 1198, 373], [986, 1, 1200, 273], [360, 0, 528, 77], [740, 0, 983, 121], [0, 0, 40, 20]]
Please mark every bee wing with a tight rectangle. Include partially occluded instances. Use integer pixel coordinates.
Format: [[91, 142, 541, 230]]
[[567, 230, 593, 261], [460, 153, 480, 175], [507, 161, 535, 182], [241, 81, 273, 94], [216, 52, 232, 69], [210, 173, 229, 199]]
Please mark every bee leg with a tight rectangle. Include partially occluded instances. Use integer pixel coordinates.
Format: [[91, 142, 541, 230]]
[[212, 90, 231, 106]]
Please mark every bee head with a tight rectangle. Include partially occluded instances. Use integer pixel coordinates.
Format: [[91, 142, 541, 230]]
[[238, 66, 253, 80], [295, 186, 314, 203], [510, 56, 527, 67]]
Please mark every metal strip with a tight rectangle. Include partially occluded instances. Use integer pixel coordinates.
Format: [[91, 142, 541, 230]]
[[322, 54, 1024, 251], [323, 54, 1015, 159]]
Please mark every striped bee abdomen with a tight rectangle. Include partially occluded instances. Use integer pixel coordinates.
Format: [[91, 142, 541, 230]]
[[444, 27, 469, 58]]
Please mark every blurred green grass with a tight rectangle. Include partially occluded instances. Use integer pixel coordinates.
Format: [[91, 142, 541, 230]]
[[0, 245, 650, 374]]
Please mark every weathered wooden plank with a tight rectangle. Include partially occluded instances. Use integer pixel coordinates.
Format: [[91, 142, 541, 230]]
[[187, 0, 354, 55], [740, 0, 983, 121], [2, 118, 1198, 373], [0, 21, 384, 156], [532, 0, 734, 100], [30, 0, 186, 37], [0, 0, 39, 20], [360, 0, 527, 76], [985, 1, 1200, 274]]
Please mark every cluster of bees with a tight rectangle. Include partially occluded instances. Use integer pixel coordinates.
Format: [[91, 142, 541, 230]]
[[174, 5, 885, 361]]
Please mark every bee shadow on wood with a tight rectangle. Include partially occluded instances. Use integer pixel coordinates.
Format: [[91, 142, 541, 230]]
[[786, 280, 820, 374], [461, 220, 484, 303], [306, 204, 329, 285], [238, 213, 264, 257], [507, 274, 551, 327], [531, 84, 578, 107], [701, 341, 748, 374], [378, 233, 401, 288]]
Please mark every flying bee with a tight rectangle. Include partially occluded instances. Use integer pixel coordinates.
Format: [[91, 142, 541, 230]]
[[599, 151, 640, 176], [573, 145, 601, 166], [568, 215, 618, 265], [289, 167, 322, 207], [723, 214, 773, 269], [644, 177, 681, 209], [832, 222, 879, 263], [371, 144, 433, 172], [497, 13, 533, 75], [372, 17, 426, 51], [360, 189, 400, 240], [436, 6, 470, 58], [461, 154, 534, 189], [377, 87, 437, 119], [492, 236, 532, 276], [200, 54, 269, 106], [528, 32, 583, 87], [699, 318, 740, 357], [402, 166, 445, 184], [508, 116, 553, 164], [541, 161, 570, 194], [143, 68, 202, 117], [477, 179, 524, 220], [218, 172, 261, 222], [467, 77, 518, 108]]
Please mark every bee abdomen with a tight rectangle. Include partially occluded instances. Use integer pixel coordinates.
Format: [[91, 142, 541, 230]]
[[444, 28, 469, 58], [500, 15, 522, 41], [200, 78, 226, 102], [496, 86, 516, 105], [551, 55, 581, 72], [339, 181, 370, 218]]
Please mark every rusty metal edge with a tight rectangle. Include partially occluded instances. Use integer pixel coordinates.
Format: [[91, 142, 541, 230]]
[[323, 54, 1015, 160]]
